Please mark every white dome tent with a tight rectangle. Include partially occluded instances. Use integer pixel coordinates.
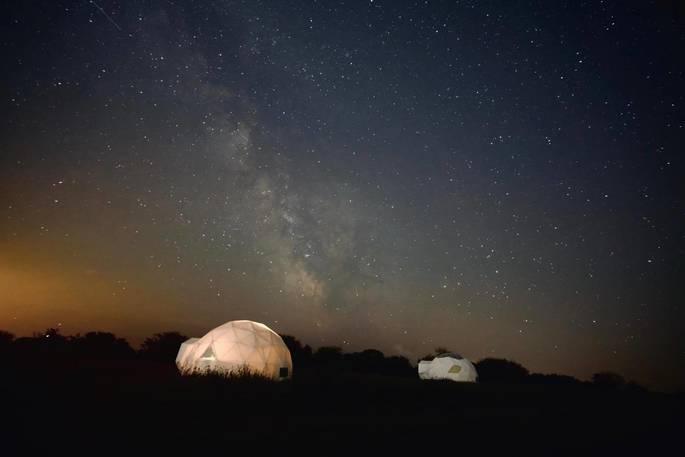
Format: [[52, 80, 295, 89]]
[[176, 320, 293, 380], [418, 353, 478, 382]]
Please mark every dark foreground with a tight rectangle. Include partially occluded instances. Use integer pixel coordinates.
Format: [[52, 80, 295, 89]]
[[2, 359, 681, 455]]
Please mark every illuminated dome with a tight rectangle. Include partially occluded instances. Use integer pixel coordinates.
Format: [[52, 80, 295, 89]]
[[418, 353, 478, 382], [176, 320, 292, 380]]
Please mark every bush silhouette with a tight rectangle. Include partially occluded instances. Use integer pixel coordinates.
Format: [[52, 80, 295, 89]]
[[281, 334, 313, 370], [476, 358, 530, 383], [0, 330, 14, 351], [592, 372, 626, 389], [139, 331, 188, 361], [344, 349, 385, 374], [20, 328, 71, 357], [314, 346, 343, 365], [380, 355, 414, 377], [71, 331, 135, 359], [417, 347, 456, 363], [528, 373, 582, 387]]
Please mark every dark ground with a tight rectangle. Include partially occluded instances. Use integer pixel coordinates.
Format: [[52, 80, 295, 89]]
[[2, 358, 681, 456]]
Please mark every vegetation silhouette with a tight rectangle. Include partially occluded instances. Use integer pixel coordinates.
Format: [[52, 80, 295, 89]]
[[592, 371, 626, 389], [418, 346, 463, 362], [313, 345, 344, 365], [0, 330, 13, 351], [1, 327, 680, 454], [281, 334, 313, 369], [139, 331, 188, 360], [475, 357, 530, 384], [185, 363, 273, 382], [71, 331, 135, 359]]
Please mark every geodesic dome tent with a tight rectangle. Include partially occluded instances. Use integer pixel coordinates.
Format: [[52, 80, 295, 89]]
[[176, 320, 293, 380], [418, 353, 478, 382]]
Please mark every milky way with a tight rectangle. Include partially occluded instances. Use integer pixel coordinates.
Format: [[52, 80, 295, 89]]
[[1, 1, 683, 390]]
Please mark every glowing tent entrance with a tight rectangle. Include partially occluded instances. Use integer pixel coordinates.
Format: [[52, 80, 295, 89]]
[[418, 353, 478, 382], [176, 320, 293, 380]]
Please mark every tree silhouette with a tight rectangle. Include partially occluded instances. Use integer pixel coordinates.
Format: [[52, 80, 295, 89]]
[[345, 349, 385, 373], [28, 327, 70, 356], [0, 330, 14, 351], [592, 372, 626, 389], [381, 355, 414, 377], [417, 347, 454, 363], [528, 373, 582, 387], [35, 327, 67, 340], [476, 358, 530, 383], [139, 331, 188, 361], [313, 346, 343, 366], [71, 331, 135, 359], [281, 334, 313, 370]]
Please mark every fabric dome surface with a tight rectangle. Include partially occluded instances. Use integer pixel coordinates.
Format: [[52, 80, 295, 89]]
[[176, 320, 292, 379], [418, 355, 478, 382]]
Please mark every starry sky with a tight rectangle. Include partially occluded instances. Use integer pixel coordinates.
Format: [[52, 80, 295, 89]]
[[1, 0, 683, 390]]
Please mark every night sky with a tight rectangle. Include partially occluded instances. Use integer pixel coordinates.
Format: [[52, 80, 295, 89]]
[[1, 1, 683, 390]]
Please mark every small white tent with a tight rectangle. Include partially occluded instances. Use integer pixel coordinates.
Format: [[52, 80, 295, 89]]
[[418, 353, 478, 382], [176, 320, 293, 380]]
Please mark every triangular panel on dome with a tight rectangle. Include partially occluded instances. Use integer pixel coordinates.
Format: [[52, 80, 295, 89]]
[[230, 341, 250, 361], [448, 364, 462, 374], [212, 339, 238, 360], [190, 339, 212, 359], [200, 345, 215, 360], [261, 346, 275, 363], [233, 327, 257, 344], [247, 351, 267, 372], [255, 330, 272, 345]]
